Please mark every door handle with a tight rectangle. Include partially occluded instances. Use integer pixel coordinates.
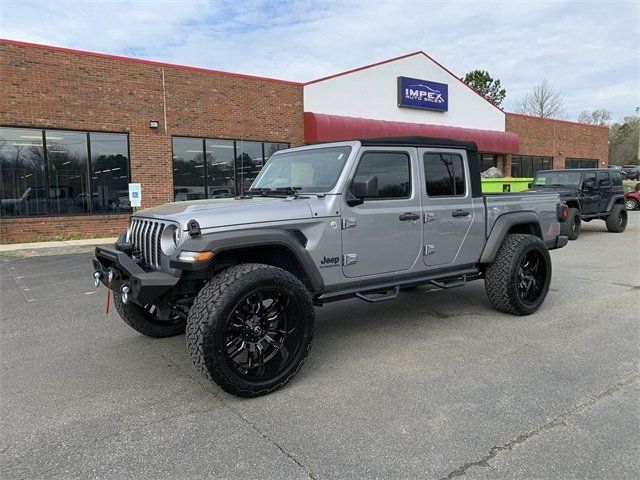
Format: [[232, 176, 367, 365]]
[[452, 209, 470, 217], [399, 212, 420, 221]]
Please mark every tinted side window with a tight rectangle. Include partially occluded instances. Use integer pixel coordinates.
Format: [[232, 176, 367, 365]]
[[423, 153, 465, 196], [354, 152, 411, 199], [582, 172, 596, 188], [611, 171, 623, 186], [597, 171, 610, 187]]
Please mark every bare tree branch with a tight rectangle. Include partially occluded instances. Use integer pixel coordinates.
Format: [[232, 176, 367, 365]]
[[577, 108, 611, 126], [515, 80, 565, 118]]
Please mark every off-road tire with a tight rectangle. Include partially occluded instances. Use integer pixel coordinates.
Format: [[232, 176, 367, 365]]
[[626, 198, 638, 211], [186, 263, 314, 397], [560, 208, 581, 240], [484, 234, 552, 316], [606, 204, 628, 233], [113, 293, 187, 338]]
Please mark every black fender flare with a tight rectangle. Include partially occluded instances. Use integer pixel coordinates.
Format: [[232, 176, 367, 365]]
[[562, 196, 581, 210], [605, 194, 625, 212], [174, 228, 324, 293], [480, 211, 543, 264]]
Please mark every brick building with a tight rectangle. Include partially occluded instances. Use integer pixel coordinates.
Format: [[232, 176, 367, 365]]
[[0, 40, 609, 243]]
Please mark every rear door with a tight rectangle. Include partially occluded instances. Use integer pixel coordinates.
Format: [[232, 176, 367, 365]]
[[597, 171, 611, 211], [341, 148, 422, 278], [419, 149, 475, 267], [580, 171, 599, 214]]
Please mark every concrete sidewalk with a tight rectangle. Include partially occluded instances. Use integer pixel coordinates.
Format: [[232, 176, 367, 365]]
[[0, 237, 117, 256]]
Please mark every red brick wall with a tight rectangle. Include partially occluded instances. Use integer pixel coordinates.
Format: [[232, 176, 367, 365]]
[[0, 215, 129, 243], [506, 113, 609, 173], [0, 40, 304, 243]]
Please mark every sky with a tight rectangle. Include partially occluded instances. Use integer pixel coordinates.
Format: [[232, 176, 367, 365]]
[[1, 0, 639, 121]]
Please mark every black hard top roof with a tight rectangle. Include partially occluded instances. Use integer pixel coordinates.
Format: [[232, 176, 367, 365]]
[[537, 168, 605, 173], [359, 136, 478, 152]]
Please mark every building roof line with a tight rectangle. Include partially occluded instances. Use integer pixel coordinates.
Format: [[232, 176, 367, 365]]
[[305, 50, 506, 115], [0, 38, 303, 86], [505, 112, 610, 129]]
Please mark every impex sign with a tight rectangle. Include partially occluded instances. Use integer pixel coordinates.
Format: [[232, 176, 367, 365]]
[[397, 76, 448, 112]]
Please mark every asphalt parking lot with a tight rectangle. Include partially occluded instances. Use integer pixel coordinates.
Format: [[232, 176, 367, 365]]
[[1, 213, 639, 480]]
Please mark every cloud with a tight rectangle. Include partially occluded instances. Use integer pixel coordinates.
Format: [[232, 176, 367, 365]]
[[1, 0, 638, 119]]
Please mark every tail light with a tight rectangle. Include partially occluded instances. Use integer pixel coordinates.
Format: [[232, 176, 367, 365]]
[[557, 203, 569, 222]]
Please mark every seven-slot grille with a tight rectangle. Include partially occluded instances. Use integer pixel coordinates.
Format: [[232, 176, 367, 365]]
[[129, 218, 166, 269]]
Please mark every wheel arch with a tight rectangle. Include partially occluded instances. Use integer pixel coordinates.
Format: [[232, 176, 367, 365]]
[[480, 212, 543, 264], [607, 194, 626, 211], [178, 229, 324, 294]]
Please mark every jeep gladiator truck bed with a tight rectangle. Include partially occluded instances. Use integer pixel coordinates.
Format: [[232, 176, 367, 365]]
[[93, 136, 568, 396]]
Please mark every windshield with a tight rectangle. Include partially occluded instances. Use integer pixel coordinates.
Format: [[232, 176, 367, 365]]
[[532, 171, 583, 188], [250, 146, 351, 193]]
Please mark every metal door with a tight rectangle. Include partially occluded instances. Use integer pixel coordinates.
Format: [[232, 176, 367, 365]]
[[597, 171, 611, 211], [580, 171, 599, 214], [419, 149, 475, 267], [341, 148, 422, 278]]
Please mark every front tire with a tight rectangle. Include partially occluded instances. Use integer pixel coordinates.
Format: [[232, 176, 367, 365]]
[[186, 263, 314, 397], [605, 204, 627, 233], [560, 208, 581, 240], [113, 293, 187, 338], [484, 234, 552, 316]]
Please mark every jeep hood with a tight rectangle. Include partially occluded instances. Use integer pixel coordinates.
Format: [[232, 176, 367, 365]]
[[529, 186, 578, 197], [133, 197, 313, 230]]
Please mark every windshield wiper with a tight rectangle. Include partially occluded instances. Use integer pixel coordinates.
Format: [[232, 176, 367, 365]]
[[246, 187, 307, 198]]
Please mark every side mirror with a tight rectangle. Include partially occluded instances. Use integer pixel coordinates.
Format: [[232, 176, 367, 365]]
[[348, 175, 378, 206], [583, 180, 595, 191]]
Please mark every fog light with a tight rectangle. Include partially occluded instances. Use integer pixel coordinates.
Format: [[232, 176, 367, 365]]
[[177, 251, 213, 263]]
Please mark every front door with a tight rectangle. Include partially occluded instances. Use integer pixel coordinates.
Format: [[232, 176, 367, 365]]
[[420, 149, 475, 267], [341, 148, 422, 278], [580, 172, 599, 214]]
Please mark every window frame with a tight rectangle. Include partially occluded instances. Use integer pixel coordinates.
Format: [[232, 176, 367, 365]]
[[0, 125, 131, 218], [351, 149, 413, 201], [423, 151, 467, 198]]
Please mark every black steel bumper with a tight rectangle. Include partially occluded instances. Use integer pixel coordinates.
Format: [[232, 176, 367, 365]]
[[93, 246, 179, 306]]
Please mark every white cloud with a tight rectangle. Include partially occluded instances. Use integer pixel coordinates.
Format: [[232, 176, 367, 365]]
[[1, 0, 638, 119]]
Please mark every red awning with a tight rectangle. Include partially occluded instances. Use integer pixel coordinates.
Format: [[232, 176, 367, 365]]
[[304, 112, 519, 154]]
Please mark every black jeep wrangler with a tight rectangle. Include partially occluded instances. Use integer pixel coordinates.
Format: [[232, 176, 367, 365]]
[[529, 168, 627, 240]]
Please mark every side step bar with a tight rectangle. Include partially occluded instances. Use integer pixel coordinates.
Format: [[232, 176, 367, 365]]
[[355, 286, 400, 303]]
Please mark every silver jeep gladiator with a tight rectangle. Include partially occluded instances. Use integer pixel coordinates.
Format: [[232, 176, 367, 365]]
[[93, 136, 568, 397]]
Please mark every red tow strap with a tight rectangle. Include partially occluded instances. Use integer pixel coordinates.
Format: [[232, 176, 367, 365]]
[[105, 271, 113, 315]]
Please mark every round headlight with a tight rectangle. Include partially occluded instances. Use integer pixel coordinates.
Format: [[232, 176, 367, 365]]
[[161, 224, 181, 255]]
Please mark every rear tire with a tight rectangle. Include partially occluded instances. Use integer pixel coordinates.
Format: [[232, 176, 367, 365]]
[[485, 234, 552, 316], [560, 208, 581, 240], [606, 204, 627, 232], [186, 263, 314, 397], [113, 293, 187, 338]]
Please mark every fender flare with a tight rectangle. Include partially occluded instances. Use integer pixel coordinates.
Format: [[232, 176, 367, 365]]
[[562, 196, 581, 210], [479, 211, 543, 264], [605, 194, 625, 212], [176, 228, 324, 293]]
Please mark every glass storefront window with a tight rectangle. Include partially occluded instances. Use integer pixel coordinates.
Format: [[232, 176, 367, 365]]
[[0, 127, 47, 217], [565, 158, 598, 169], [172, 137, 206, 201], [90, 133, 131, 213], [236, 140, 264, 194], [46, 130, 90, 215], [206, 139, 235, 198], [511, 156, 553, 178]]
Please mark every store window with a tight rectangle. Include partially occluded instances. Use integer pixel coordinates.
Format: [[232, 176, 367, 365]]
[[354, 152, 411, 198], [172, 137, 289, 200], [0, 127, 47, 217], [424, 152, 466, 196], [511, 156, 553, 178], [0, 127, 131, 217], [90, 133, 130, 213], [565, 158, 598, 169], [480, 154, 497, 172]]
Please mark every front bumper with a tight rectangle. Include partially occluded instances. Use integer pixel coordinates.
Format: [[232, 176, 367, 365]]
[[93, 246, 179, 306]]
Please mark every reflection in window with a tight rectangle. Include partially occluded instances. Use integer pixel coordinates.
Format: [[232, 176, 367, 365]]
[[424, 153, 465, 196], [236, 140, 263, 195], [90, 133, 130, 213], [0, 127, 47, 216], [172, 137, 206, 201], [46, 130, 89, 215], [355, 152, 411, 198], [511, 156, 553, 178], [206, 139, 235, 198]]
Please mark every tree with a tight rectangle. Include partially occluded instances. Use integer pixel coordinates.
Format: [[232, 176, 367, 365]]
[[515, 80, 565, 118], [609, 115, 639, 166], [462, 70, 507, 106], [578, 108, 611, 126]]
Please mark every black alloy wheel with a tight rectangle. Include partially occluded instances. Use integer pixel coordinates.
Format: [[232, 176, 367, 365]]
[[516, 250, 548, 305], [224, 288, 301, 380]]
